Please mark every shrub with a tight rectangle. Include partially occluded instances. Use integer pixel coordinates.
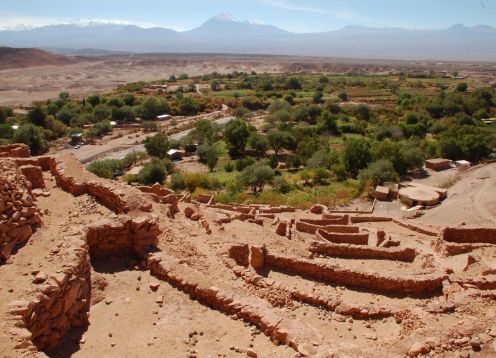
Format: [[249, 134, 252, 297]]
[[238, 164, 274, 192], [273, 176, 292, 194], [144, 132, 170, 159], [12, 124, 48, 155], [224, 161, 234, 172], [87, 159, 123, 179], [137, 158, 172, 185], [358, 159, 399, 186], [170, 172, 185, 191]]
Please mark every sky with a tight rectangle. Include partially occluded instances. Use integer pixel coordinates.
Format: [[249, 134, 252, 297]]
[[0, 0, 495, 32]]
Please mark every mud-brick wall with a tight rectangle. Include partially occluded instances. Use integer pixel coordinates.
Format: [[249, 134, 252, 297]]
[[0, 159, 42, 262], [0, 143, 30, 158], [316, 230, 369, 245], [265, 254, 444, 296], [296, 221, 358, 234], [442, 227, 496, 244], [309, 241, 417, 262], [7, 232, 91, 352], [86, 216, 160, 258]]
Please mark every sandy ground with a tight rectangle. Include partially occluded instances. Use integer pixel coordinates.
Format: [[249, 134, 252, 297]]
[[2, 53, 495, 106], [414, 162, 496, 227]]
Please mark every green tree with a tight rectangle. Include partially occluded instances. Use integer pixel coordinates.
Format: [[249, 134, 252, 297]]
[[12, 124, 48, 155], [144, 132, 170, 159], [343, 137, 371, 177], [224, 119, 250, 156], [137, 158, 172, 185], [456, 82, 468, 92], [27, 106, 47, 127], [93, 104, 111, 122], [179, 96, 199, 115], [238, 164, 274, 192], [139, 98, 170, 120], [112, 106, 135, 122], [287, 76, 302, 90], [211, 80, 221, 91], [206, 146, 219, 172], [247, 132, 269, 156], [338, 92, 348, 101], [358, 159, 399, 186], [267, 130, 294, 155]]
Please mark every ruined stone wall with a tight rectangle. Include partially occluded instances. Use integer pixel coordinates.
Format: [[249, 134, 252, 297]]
[[320, 214, 350, 225], [295, 221, 358, 235], [350, 216, 393, 224], [137, 184, 174, 197], [316, 229, 369, 245], [6, 216, 161, 355], [309, 241, 417, 262], [86, 216, 160, 258], [0, 144, 30, 158], [0, 159, 42, 262], [265, 254, 444, 296], [392, 219, 438, 237], [19, 165, 45, 189], [7, 230, 91, 352], [147, 253, 332, 356], [442, 228, 496, 244], [228, 243, 250, 267], [48, 155, 150, 214]]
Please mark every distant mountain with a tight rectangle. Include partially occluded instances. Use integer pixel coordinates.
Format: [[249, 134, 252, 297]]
[[0, 46, 74, 70], [0, 13, 495, 61]]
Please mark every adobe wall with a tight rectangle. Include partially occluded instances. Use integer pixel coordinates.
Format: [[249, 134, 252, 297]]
[[320, 214, 350, 225], [48, 155, 151, 214], [19, 165, 45, 189], [0, 144, 30, 158], [137, 184, 174, 198], [392, 219, 438, 237], [442, 227, 496, 244], [309, 241, 417, 262], [265, 254, 444, 296], [295, 221, 358, 235], [0, 159, 42, 262], [316, 229, 369, 245], [6, 216, 161, 355], [147, 253, 332, 356], [350, 216, 393, 224], [228, 261, 396, 319]]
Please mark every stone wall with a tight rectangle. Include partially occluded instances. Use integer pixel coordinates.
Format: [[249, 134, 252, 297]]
[[0, 159, 42, 262], [48, 155, 151, 214], [6, 216, 161, 355], [295, 221, 359, 235], [316, 229, 369, 245], [320, 214, 350, 225], [350, 216, 393, 224], [86, 216, 160, 258], [147, 253, 333, 356], [392, 219, 438, 237], [19, 165, 45, 189], [0, 144, 30, 158], [309, 241, 417, 262], [442, 227, 496, 244], [265, 254, 444, 296]]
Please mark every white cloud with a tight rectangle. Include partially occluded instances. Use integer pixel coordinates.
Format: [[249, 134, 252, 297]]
[[255, 0, 328, 14]]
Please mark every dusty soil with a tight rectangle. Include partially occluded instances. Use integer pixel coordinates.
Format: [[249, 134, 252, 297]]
[[2, 53, 496, 106], [1, 153, 496, 357], [414, 162, 496, 227]]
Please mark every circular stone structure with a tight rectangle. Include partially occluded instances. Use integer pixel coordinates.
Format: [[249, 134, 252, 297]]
[[398, 186, 440, 206]]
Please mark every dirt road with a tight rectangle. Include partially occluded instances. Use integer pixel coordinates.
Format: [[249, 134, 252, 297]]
[[67, 115, 233, 164], [414, 162, 496, 227]]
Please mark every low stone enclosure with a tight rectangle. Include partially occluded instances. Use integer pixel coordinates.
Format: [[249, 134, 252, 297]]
[[3, 146, 496, 357]]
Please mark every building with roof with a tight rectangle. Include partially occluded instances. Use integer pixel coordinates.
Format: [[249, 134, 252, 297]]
[[425, 158, 452, 171]]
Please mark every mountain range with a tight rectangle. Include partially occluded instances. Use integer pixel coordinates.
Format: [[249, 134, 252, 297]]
[[0, 13, 495, 61]]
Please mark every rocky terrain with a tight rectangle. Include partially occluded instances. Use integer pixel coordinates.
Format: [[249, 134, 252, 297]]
[[1, 144, 496, 357], [0, 47, 74, 71]]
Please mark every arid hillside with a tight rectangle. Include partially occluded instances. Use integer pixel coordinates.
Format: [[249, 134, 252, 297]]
[[0, 47, 74, 70]]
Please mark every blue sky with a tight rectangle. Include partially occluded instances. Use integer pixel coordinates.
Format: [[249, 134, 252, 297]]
[[0, 0, 495, 32]]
